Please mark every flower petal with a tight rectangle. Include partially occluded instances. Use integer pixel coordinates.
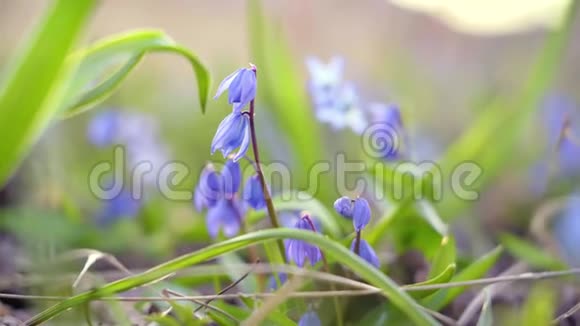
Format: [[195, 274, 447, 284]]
[[211, 113, 237, 154], [352, 198, 371, 231], [232, 116, 251, 161], [214, 69, 242, 99]]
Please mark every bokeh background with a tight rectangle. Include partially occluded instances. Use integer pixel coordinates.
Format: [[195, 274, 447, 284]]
[[1, 0, 580, 324]]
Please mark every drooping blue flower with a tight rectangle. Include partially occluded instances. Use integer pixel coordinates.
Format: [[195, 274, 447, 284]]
[[214, 67, 257, 112], [368, 103, 405, 160], [267, 272, 288, 291], [193, 164, 223, 211], [306, 57, 368, 134], [298, 311, 321, 326], [352, 198, 371, 231], [243, 174, 266, 210], [211, 111, 251, 162], [333, 196, 353, 218], [222, 160, 242, 199], [285, 215, 322, 267], [350, 238, 380, 268], [334, 196, 371, 231], [206, 198, 244, 238], [96, 189, 141, 227]]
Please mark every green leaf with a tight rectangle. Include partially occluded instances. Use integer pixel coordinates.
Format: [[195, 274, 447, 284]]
[[248, 191, 342, 237], [405, 263, 456, 299], [26, 229, 438, 326], [427, 236, 456, 280], [476, 289, 493, 326], [499, 233, 566, 270], [61, 29, 210, 117], [423, 246, 503, 311], [521, 283, 556, 326], [0, 0, 95, 186]]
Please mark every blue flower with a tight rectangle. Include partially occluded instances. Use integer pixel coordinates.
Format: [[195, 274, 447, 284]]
[[350, 238, 380, 268], [334, 196, 371, 231], [333, 196, 353, 218], [554, 195, 580, 267], [369, 103, 405, 160], [96, 189, 141, 227], [206, 198, 244, 238], [352, 198, 371, 231], [193, 164, 223, 212], [243, 174, 266, 210], [215, 67, 257, 112], [211, 111, 251, 162], [285, 215, 322, 267], [87, 111, 120, 147], [222, 160, 242, 198], [306, 57, 368, 134], [298, 311, 321, 326]]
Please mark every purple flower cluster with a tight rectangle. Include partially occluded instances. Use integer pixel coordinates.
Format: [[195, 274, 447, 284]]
[[194, 160, 266, 238], [306, 57, 406, 160], [334, 196, 380, 268]]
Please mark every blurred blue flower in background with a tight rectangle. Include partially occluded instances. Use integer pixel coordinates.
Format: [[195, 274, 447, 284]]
[[88, 109, 170, 225], [243, 174, 266, 210], [193, 164, 222, 211], [214, 67, 257, 112], [554, 195, 580, 267], [368, 103, 405, 161], [211, 111, 251, 162], [87, 110, 120, 147], [306, 57, 367, 134], [298, 311, 321, 326], [285, 214, 322, 267], [531, 94, 580, 194], [95, 188, 141, 227]]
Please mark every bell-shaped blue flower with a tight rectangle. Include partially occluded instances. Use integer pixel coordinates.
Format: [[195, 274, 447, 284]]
[[285, 215, 322, 267], [214, 67, 257, 112], [222, 160, 242, 198], [211, 111, 251, 162], [193, 164, 223, 211], [206, 198, 244, 238], [298, 311, 321, 326], [333, 196, 353, 218], [352, 198, 371, 231], [243, 174, 266, 210], [351, 238, 380, 268]]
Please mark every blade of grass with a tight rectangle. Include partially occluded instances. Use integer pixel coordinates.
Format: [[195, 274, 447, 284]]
[[0, 0, 96, 185], [26, 228, 437, 326]]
